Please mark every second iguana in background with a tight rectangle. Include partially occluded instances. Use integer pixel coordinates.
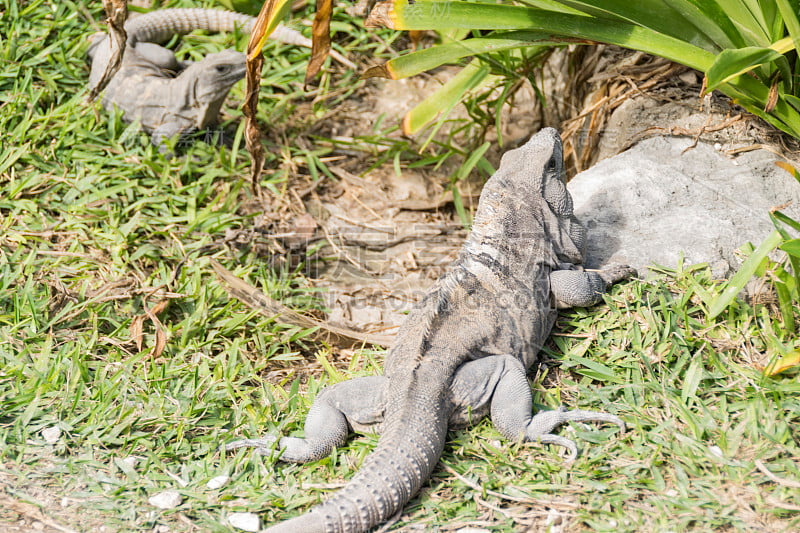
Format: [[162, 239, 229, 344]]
[[87, 7, 353, 149], [225, 128, 636, 532]]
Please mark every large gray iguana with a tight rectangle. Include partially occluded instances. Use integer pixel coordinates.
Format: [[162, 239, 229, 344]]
[[87, 8, 353, 147], [225, 128, 636, 532]]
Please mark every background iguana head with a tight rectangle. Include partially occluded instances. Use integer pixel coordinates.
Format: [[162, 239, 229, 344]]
[[179, 49, 246, 129], [469, 127, 584, 266]]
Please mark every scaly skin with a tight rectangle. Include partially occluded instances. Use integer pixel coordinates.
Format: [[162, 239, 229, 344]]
[[87, 8, 353, 147], [226, 128, 636, 532]]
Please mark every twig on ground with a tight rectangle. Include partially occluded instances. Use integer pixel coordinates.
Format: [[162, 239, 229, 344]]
[[754, 459, 800, 489]]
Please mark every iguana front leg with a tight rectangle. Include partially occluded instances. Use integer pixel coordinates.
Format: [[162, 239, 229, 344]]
[[550, 264, 636, 309], [226, 376, 386, 462], [449, 355, 624, 460]]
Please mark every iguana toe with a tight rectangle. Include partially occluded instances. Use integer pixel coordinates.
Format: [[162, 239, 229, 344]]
[[525, 406, 625, 460], [535, 433, 579, 461], [224, 435, 279, 455], [599, 264, 638, 284]]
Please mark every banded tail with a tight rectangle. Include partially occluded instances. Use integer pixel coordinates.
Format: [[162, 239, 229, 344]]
[[124, 8, 354, 66], [263, 366, 452, 532]]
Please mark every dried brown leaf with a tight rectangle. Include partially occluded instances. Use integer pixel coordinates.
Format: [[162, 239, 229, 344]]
[[88, 0, 128, 100], [764, 349, 800, 376], [244, 52, 265, 192], [306, 0, 333, 84], [130, 300, 170, 355], [244, 0, 288, 190], [765, 77, 779, 113], [409, 30, 424, 50], [775, 160, 797, 175], [130, 314, 145, 352], [152, 321, 167, 357], [361, 63, 393, 80], [210, 259, 393, 347], [246, 0, 279, 60], [364, 1, 395, 29], [144, 304, 168, 358], [150, 299, 170, 315]]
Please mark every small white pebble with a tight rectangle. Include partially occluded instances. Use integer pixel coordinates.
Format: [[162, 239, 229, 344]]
[[709, 445, 724, 458], [154, 526, 170, 533], [714, 142, 722, 150], [546, 508, 563, 526], [207, 475, 230, 490], [31, 521, 45, 530], [148, 490, 183, 509], [678, 71, 697, 85], [228, 512, 261, 532], [665, 489, 678, 497], [121, 456, 140, 469], [608, 520, 618, 527], [41, 426, 61, 444]]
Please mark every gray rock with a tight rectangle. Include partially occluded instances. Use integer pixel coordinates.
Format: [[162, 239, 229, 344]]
[[569, 136, 800, 277]]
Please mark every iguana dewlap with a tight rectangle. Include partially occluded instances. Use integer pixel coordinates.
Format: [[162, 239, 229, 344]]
[[226, 128, 636, 532]]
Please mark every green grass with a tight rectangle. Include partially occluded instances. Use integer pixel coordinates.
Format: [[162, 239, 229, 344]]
[[1, 0, 799, 531]]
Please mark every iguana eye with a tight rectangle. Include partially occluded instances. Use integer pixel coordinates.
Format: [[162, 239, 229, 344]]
[[547, 157, 558, 172], [215, 65, 230, 74]]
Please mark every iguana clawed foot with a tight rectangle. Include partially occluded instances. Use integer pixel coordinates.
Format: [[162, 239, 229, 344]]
[[598, 264, 638, 285], [225, 376, 386, 463], [224, 435, 345, 463], [526, 406, 626, 461], [224, 435, 279, 456]]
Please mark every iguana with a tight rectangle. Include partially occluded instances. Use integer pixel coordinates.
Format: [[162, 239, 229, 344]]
[[87, 8, 354, 148], [226, 128, 636, 532]]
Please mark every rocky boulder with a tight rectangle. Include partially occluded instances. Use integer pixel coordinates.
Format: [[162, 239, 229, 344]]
[[569, 136, 800, 277]]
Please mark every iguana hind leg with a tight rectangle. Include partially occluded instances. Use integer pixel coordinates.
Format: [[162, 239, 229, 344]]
[[133, 43, 183, 72], [226, 376, 386, 463], [450, 355, 624, 460]]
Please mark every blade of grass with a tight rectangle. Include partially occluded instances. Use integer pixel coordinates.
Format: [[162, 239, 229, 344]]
[[662, 0, 746, 49], [403, 59, 493, 136], [776, 0, 800, 55], [707, 230, 783, 319], [369, 1, 715, 71], [363, 32, 566, 80], [557, 0, 720, 51], [705, 45, 787, 91]]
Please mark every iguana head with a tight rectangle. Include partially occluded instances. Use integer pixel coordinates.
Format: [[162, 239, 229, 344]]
[[180, 49, 247, 128], [469, 127, 584, 266]]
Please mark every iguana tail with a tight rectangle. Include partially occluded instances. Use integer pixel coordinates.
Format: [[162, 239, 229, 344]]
[[124, 8, 255, 45], [264, 363, 452, 532], [124, 8, 354, 67]]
